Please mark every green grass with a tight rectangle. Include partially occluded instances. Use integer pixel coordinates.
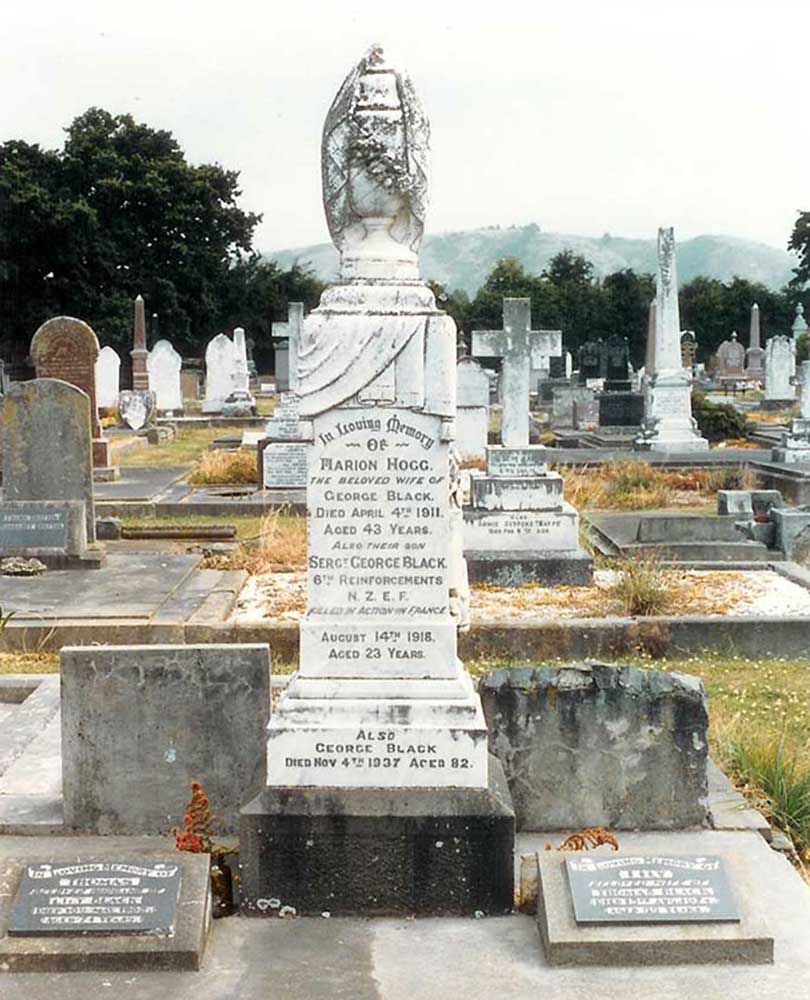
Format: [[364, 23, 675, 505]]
[[121, 428, 228, 468]]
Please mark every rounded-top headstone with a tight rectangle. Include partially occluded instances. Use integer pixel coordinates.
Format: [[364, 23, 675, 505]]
[[30, 317, 102, 437]]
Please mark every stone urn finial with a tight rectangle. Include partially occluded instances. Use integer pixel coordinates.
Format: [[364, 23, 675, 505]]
[[321, 45, 430, 280]]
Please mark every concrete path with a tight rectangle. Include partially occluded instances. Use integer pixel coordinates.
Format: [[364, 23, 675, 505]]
[[0, 830, 806, 997]]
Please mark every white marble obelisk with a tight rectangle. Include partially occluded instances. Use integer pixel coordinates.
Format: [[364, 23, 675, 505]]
[[635, 228, 708, 453]]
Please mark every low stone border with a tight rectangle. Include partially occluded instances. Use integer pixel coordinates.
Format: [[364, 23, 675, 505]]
[[3, 614, 810, 659]]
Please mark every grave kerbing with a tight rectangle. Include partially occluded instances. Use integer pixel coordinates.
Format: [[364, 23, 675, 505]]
[[239, 44, 514, 917]]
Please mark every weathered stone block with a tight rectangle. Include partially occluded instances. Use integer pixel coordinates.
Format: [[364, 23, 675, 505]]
[[479, 663, 709, 830], [61, 643, 271, 835]]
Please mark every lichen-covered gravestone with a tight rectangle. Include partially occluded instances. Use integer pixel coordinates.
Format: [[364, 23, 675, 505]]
[[480, 663, 709, 830], [30, 316, 114, 473], [1, 379, 102, 565]]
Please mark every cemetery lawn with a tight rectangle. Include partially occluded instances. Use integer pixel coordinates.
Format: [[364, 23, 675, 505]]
[[120, 427, 228, 467]]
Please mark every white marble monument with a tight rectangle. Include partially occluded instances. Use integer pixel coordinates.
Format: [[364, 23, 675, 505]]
[[95, 346, 121, 411], [635, 228, 708, 453], [261, 306, 310, 487], [773, 360, 810, 463], [147, 339, 183, 413], [764, 336, 795, 405], [222, 326, 256, 416], [203, 333, 235, 413], [455, 357, 490, 463]]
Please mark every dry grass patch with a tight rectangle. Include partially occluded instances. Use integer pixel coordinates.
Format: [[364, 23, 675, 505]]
[[122, 428, 227, 468], [0, 652, 59, 674], [204, 510, 307, 574], [189, 449, 258, 485]]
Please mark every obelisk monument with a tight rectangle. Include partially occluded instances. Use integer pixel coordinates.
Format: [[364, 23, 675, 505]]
[[635, 228, 708, 452]]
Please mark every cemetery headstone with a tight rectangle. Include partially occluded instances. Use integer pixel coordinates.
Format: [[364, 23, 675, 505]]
[[715, 332, 746, 384], [764, 335, 795, 406], [130, 294, 149, 391], [146, 339, 183, 413], [745, 303, 765, 382], [1, 379, 103, 566], [635, 228, 707, 452], [95, 346, 121, 411], [773, 359, 810, 463], [202, 333, 235, 413], [258, 393, 310, 487], [118, 390, 156, 431], [597, 334, 643, 428], [30, 316, 116, 474], [222, 327, 256, 416], [240, 45, 514, 918], [472, 298, 559, 447], [680, 330, 697, 370], [577, 338, 604, 384], [455, 357, 490, 463], [272, 303, 304, 393]]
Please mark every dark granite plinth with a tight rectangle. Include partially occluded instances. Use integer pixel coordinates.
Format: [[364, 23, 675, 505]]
[[598, 391, 644, 428], [465, 550, 593, 586], [239, 756, 515, 916]]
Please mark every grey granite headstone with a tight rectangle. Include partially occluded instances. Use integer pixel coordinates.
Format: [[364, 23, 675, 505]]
[[565, 854, 739, 924], [9, 861, 181, 936], [2, 379, 96, 544], [61, 643, 271, 835], [480, 663, 709, 830]]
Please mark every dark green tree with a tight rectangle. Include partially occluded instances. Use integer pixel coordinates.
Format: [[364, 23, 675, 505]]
[[0, 108, 261, 358], [597, 269, 655, 366]]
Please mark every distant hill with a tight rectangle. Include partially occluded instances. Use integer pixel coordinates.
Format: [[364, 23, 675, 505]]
[[267, 224, 797, 296]]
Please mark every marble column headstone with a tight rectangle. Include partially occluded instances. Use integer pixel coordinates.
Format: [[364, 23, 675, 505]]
[[635, 228, 707, 453], [745, 303, 765, 381]]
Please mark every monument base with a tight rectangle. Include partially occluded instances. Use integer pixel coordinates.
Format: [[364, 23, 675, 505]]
[[465, 548, 593, 586], [26, 544, 107, 570], [92, 466, 120, 483], [239, 755, 515, 916]]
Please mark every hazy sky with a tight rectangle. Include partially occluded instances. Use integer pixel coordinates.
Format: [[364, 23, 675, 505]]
[[4, 0, 808, 253]]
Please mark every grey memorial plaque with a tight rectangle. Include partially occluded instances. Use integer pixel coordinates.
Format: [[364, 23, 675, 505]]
[[0, 507, 68, 549], [565, 855, 739, 924], [9, 861, 181, 936]]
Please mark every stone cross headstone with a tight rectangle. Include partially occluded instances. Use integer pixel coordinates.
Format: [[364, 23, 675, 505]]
[[2, 379, 97, 549], [472, 299, 558, 447], [202, 333, 235, 413], [131, 294, 149, 391], [455, 357, 490, 463], [30, 316, 112, 471], [680, 330, 697, 371], [715, 333, 746, 380], [764, 336, 794, 403], [240, 46, 513, 917], [635, 228, 707, 452], [272, 303, 304, 393], [95, 345, 121, 411], [147, 339, 183, 412]]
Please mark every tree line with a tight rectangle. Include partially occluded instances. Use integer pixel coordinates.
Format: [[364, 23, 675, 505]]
[[437, 252, 809, 369], [3, 107, 810, 373]]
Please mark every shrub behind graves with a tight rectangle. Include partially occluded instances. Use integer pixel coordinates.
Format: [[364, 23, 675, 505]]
[[692, 392, 749, 442]]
